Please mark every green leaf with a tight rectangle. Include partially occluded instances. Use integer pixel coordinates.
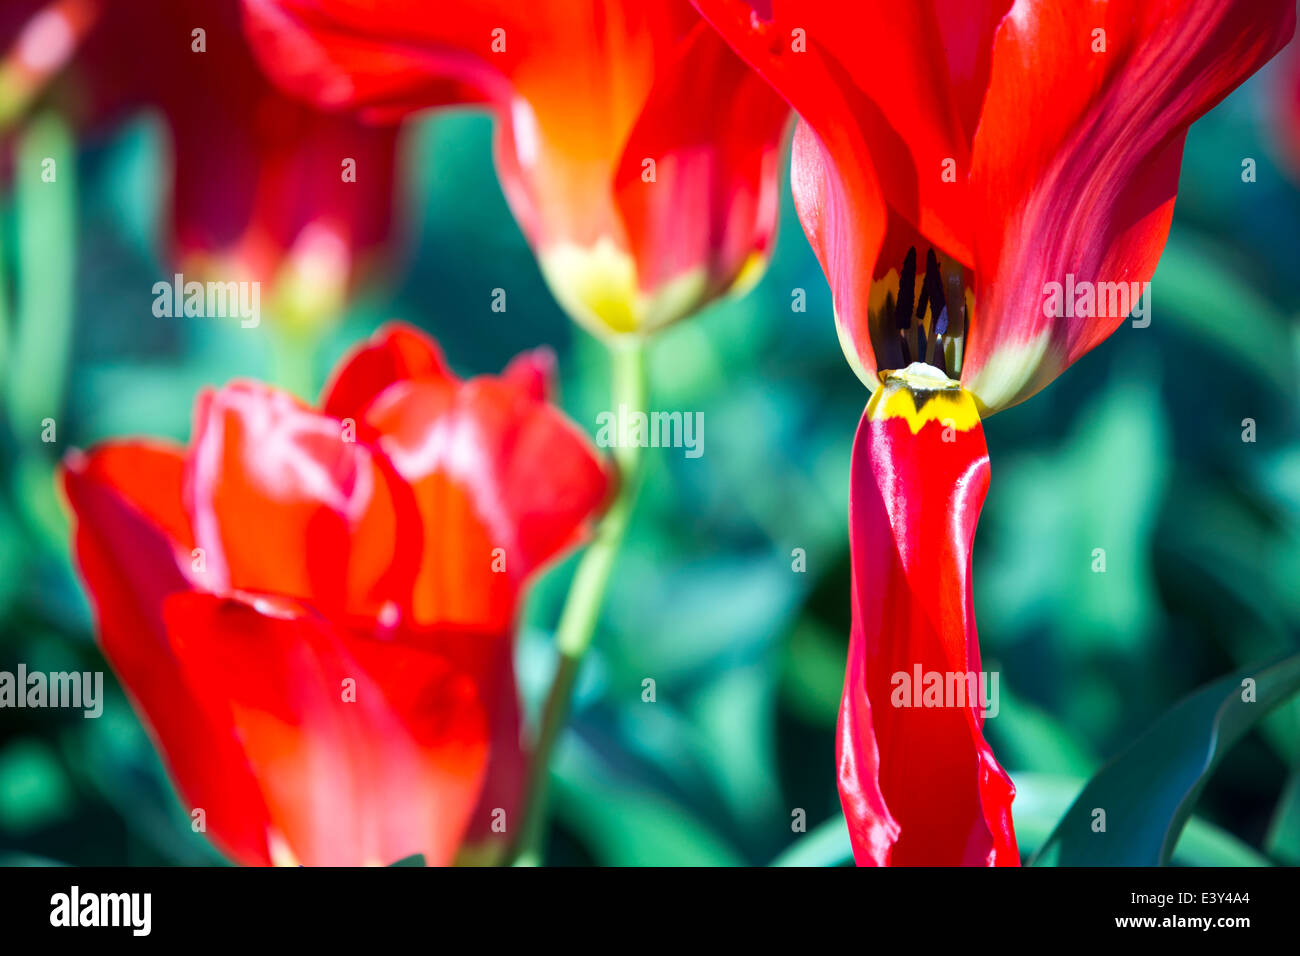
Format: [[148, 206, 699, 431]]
[[982, 370, 1169, 654], [1015, 773, 1270, 867], [769, 813, 851, 867], [1265, 769, 1300, 866], [388, 854, 426, 867], [1032, 652, 1300, 866], [553, 738, 746, 867], [5, 111, 76, 439], [1152, 233, 1294, 398]]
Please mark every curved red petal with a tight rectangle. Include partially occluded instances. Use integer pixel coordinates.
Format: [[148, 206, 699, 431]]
[[460, 642, 527, 855], [691, 0, 1013, 261], [962, 0, 1296, 411], [612, 21, 789, 304], [240, 0, 495, 119], [840, 367, 1017, 866], [184, 382, 421, 618], [321, 320, 455, 420], [500, 346, 556, 404], [789, 119, 888, 388], [61, 444, 274, 866], [163, 592, 491, 866], [360, 371, 613, 630]]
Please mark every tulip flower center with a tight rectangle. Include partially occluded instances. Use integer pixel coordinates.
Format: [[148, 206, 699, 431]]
[[876, 246, 969, 379]]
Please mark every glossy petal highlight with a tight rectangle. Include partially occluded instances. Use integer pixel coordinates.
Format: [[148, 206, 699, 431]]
[[839, 365, 1017, 865]]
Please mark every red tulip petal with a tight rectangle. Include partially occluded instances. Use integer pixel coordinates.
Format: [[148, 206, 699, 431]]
[[789, 119, 889, 388], [500, 347, 556, 404], [612, 21, 788, 302], [360, 373, 612, 630], [185, 382, 420, 618], [321, 320, 455, 421], [163, 592, 491, 866], [240, 0, 495, 120], [461, 643, 527, 852], [840, 365, 1016, 866], [61, 444, 273, 866], [961, 0, 1296, 410], [691, 0, 1013, 262]]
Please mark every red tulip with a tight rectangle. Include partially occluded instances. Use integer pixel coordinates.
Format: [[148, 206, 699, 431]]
[[61, 323, 612, 865], [240, 0, 790, 337], [695, 0, 1295, 412], [0, 0, 412, 320], [693, 0, 1294, 864]]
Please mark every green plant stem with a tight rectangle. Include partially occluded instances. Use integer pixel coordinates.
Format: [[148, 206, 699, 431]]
[[269, 324, 317, 401], [511, 337, 648, 866]]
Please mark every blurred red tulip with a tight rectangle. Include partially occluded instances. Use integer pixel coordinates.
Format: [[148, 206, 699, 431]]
[[0, 0, 418, 325], [61, 323, 612, 866], [240, 0, 790, 337], [693, 0, 1294, 866]]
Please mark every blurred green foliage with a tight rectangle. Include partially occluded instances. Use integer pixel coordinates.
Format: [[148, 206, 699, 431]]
[[2, 62, 1299, 866]]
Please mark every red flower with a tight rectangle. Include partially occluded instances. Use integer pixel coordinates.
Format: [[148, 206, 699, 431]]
[[240, 0, 790, 336], [695, 0, 1295, 412], [61, 323, 612, 865], [0, 0, 411, 317], [693, 0, 1294, 864]]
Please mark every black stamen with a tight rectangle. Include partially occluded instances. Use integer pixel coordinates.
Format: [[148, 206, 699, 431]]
[[932, 304, 949, 373], [916, 249, 940, 320], [895, 246, 916, 331], [927, 261, 946, 334]]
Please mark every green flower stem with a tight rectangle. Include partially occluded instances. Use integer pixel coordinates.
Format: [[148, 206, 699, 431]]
[[512, 337, 648, 866], [5, 112, 74, 442], [268, 324, 318, 401]]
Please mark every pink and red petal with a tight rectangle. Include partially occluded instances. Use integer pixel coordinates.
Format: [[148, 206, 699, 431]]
[[359, 373, 613, 630], [613, 20, 788, 295], [962, 0, 1296, 410], [61, 444, 274, 866], [184, 382, 421, 619], [321, 320, 455, 421], [840, 370, 1016, 865], [164, 593, 491, 866], [788, 120, 889, 388], [691, 0, 1011, 261]]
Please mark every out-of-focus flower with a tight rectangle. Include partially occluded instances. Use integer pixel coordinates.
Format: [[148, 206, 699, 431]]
[[0, 0, 95, 127], [0, 0, 414, 329], [61, 323, 612, 866], [240, 0, 790, 338], [694, 0, 1295, 865]]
